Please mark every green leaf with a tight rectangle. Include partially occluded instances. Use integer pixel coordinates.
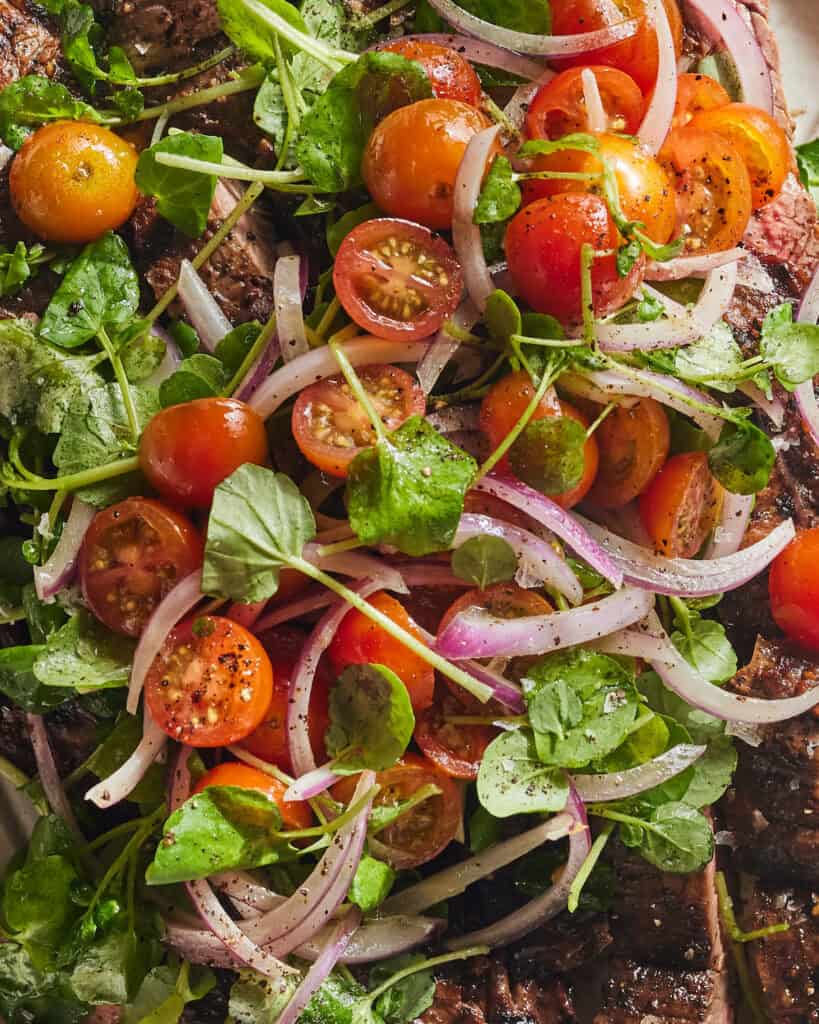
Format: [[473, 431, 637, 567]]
[[124, 963, 216, 1024], [370, 954, 435, 1024], [158, 354, 228, 407], [85, 714, 166, 806], [0, 645, 72, 712], [22, 584, 68, 644], [637, 801, 715, 873], [476, 729, 569, 817], [681, 735, 737, 809], [3, 855, 79, 957], [674, 323, 745, 394], [327, 202, 381, 256], [33, 611, 135, 693], [349, 854, 396, 912], [468, 804, 502, 854], [636, 669, 725, 746], [796, 137, 819, 208], [707, 417, 775, 495], [0, 242, 51, 299], [456, 0, 551, 33], [70, 925, 151, 1005], [347, 416, 476, 557], [508, 415, 586, 496], [484, 289, 521, 344], [214, 321, 263, 376], [202, 464, 316, 602], [0, 944, 88, 1024], [120, 329, 166, 383], [217, 0, 313, 63], [0, 74, 105, 150], [135, 133, 224, 238], [759, 301, 819, 390], [61, 0, 106, 88], [451, 535, 518, 590], [228, 972, 299, 1024], [474, 156, 521, 225], [671, 618, 737, 685]]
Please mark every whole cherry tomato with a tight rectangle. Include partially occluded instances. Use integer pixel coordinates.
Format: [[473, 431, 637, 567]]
[[193, 761, 312, 830], [381, 39, 482, 105]]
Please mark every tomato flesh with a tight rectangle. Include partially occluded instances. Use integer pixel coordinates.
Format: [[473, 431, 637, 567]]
[[586, 398, 670, 509], [414, 684, 497, 780], [672, 73, 730, 129], [526, 66, 644, 140], [769, 528, 819, 653], [638, 451, 721, 558], [381, 39, 482, 105], [193, 762, 312, 830]]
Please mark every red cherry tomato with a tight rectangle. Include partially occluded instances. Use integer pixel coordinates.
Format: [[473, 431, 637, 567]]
[[79, 498, 202, 637], [672, 72, 731, 129], [525, 66, 644, 140], [381, 39, 482, 105], [586, 398, 670, 509], [291, 364, 426, 478], [505, 193, 645, 325], [328, 591, 435, 711], [638, 451, 721, 558], [192, 762, 312, 830], [414, 683, 498, 779], [145, 615, 273, 747], [139, 397, 269, 508], [333, 219, 463, 342], [769, 528, 819, 653]]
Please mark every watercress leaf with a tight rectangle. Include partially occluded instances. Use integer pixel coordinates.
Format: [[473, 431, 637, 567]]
[[508, 415, 586, 496], [61, 0, 106, 88], [327, 202, 381, 257], [681, 735, 737, 809], [3, 854, 79, 956], [0, 944, 88, 1024], [637, 670, 725, 746], [484, 288, 521, 344], [456, 0, 551, 33], [135, 133, 224, 238], [674, 322, 744, 393], [70, 924, 152, 1005], [616, 238, 642, 277], [797, 138, 819, 208], [214, 321, 262, 375], [0, 644, 72, 712], [480, 220, 506, 265], [637, 291, 665, 322], [124, 963, 216, 1024], [111, 86, 145, 120], [253, 69, 290, 154], [593, 705, 669, 772], [120, 329, 166, 383], [638, 801, 714, 874], [370, 954, 435, 1024], [759, 301, 819, 390], [468, 803, 503, 853], [452, 534, 518, 590], [707, 417, 775, 495], [349, 854, 396, 912], [474, 156, 521, 225], [217, 0, 311, 62], [477, 729, 569, 817], [22, 584, 68, 644], [520, 312, 564, 341], [158, 354, 228, 407], [107, 45, 137, 84], [202, 464, 316, 602], [347, 416, 477, 557], [326, 664, 415, 772], [228, 972, 299, 1024], [671, 617, 737, 684], [367, 783, 441, 835], [0, 74, 106, 149], [168, 320, 200, 358], [33, 611, 134, 692]]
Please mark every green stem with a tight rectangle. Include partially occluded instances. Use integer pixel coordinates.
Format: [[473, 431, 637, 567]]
[[510, 333, 583, 349], [580, 243, 596, 346], [88, 804, 165, 915], [0, 608, 24, 625], [314, 296, 342, 341], [2, 456, 141, 493], [0, 754, 31, 790], [329, 339, 388, 444], [134, 45, 235, 88], [437, 352, 506, 406], [315, 537, 364, 558], [87, 816, 145, 852], [130, 65, 266, 123], [153, 151, 307, 185], [363, 947, 490, 1008], [233, 0, 355, 68], [567, 820, 613, 912], [482, 95, 516, 135], [225, 312, 278, 397], [353, 0, 413, 27], [369, 783, 441, 835], [585, 401, 616, 439], [276, 784, 379, 840], [98, 326, 139, 443], [715, 871, 790, 943]]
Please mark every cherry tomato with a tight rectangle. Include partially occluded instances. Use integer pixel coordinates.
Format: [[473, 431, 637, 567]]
[[139, 397, 268, 508], [638, 451, 721, 558], [659, 127, 753, 253], [145, 615, 273, 747], [9, 122, 138, 244], [672, 73, 730, 129], [414, 685, 497, 780], [240, 627, 331, 773], [521, 134, 676, 246], [79, 498, 202, 637], [769, 528, 819, 653], [291, 364, 426, 478], [328, 591, 435, 711], [688, 103, 791, 210], [332, 753, 462, 868], [505, 193, 645, 325], [192, 762, 312, 830], [381, 39, 482, 105], [333, 219, 463, 342], [586, 398, 670, 508], [362, 98, 492, 229], [525, 66, 644, 140]]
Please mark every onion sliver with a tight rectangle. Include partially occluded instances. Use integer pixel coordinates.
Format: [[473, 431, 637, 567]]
[[581, 69, 607, 133], [284, 762, 339, 802], [375, 34, 545, 80], [275, 255, 309, 363], [504, 68, 555, 128], [794, 265, 819, 446], [144, 327, 182, 387], [646, 247, 745, 281], [572, 743, 706, 802], [417, 299, 480, 395], [415, 625, 524, 712], [736, 381, 785, 429], [703, 492, 755, 559], [85, 709, 167, 808], [234, 334, 281, 402], [28, 714, 83, 840], [636, 0, 676, 153], [177, 259, 232, 352], [453, 126, 500, 314], [34, 499, 95, 602]]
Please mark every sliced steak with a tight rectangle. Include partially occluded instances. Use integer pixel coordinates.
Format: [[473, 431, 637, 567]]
[[94, 0, 222, 75], [0, 0, 61, 87], [512, 912, 613, 976], [0, 696, 102, 778], [593, 959, 732, 1024]]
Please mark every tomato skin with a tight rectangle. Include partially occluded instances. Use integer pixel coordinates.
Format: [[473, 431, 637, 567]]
[[525, 66, 644, 140], [586, 398, 670, 509], [291, 364, 426, 478], [638, 451, 721, 558], [672, 73, 730, 129], [10, 122, 138, 244], [414, 685, 497, 780], [145, 616, 273, 747], [381, 39, 482, 105], [769, 528, 819, 653], [333, 219, 463, 342], [362, 99, 492, 229], [328, 591, 435, 711], [139, 397, 269, 508], [192, 762, 312, 830], [505, 193, 645, 325]]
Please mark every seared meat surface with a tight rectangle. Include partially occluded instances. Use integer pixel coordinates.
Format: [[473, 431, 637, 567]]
[[593, 960, 731, 1024], [0, 0, 61, 87]]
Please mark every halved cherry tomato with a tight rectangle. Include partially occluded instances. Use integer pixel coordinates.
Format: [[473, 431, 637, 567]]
[[139, 397, 268, 508], [769, 527, 819, 652], [688, 102, 791, 210], [381, 39, 482, 106], [525, 66, 644, 140], [10, 122, 139, 244], [291, 364, 426, 478], [362, 98, 492, 229], [79, 498, 203, 637], [240, 627, 331, 773], [638, 451, 721, 558], [331, 753, 462, 868], [505, 193, 645, 325], [192, 762, 312, 830], [586, 398, 670, 509], [672, 73, 730, 129], [328, 591, 434, 710], [145, 615, 273, 747], [659, 127, 753, 253], [333, 219, 463, 342], [414, 683, 498, 780]]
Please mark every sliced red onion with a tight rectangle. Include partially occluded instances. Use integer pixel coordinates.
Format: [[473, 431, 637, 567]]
[[798, 261, 819, 326], [414, 625, 525, 712], [255, 590, 335, 632], [27, 713, 83, 840], [702, 492, 755, 559], [274, 255, 309, 364], [144, 327, 182, 388], [417, 300, 480, 395], [580, 68, 607, 133], [85, 708, 167, 808], [126, 570, 203, 714], [736, 381, 785, 428], [436, 585, 654, 660], [571, 743, 706, 802], [645, 247, 746, 281], [277, 909, 361, 1024], [234, 334, 281, 403], [283, 762, 339, 802], [213, 871, 279, 914], [636, 0, 676, 153], [303, 545, 408, 595], [794, 266, 819, 447], [685, 0, 773, 114], [574, 514, 795, 598], [374, 34, 545, 80], [427, 0, 639, 56], [453, 126, 500, 314], [34, 499, 95, 602], [397, 563, 472, 589], [177, 259, 232, 352], [446, 786, 590, 950], [226, 599, 269, 630], [504, 67, 555, 128], [248, 338, 429, 420]]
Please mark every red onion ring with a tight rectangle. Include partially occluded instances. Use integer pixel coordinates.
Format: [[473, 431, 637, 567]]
[[85, 708, 167, 808], [303, 546, 408, 595], [417, 299, 480, 396], [571, 743, 706, 802], [177, 259, 232, 352], [427, 404, 481, 434], [34, 498, 95, 602], [636, 0, 676, 153], [414, 624, 525, 711], [283, 762, 340, 802], [373, 34, 545, 80], [453, 126, 501, 314], [27, 713, 84, 841], [702, 492, 755, 559], [396, 564, 471, 589], [794, 263, 819, 446], [275, 255, 309, 364], [234, 334, 281, 403], [645, 247, 746, 281]]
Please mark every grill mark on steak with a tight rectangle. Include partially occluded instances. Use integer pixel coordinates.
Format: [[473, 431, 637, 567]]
[[592, 959, 732, 1024]]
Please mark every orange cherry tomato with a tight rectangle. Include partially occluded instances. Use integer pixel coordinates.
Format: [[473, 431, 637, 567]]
[[139, 397, 268, 508], [414, 683, 498, 780], [145, 616, 273, 747], [291, 364, 426, 478], [688, 102, 791, 210], [769, 527, 819, 653], [525, 66, 644, 140], [333, 219, 463, 342], [505, 193, 645, 325], [659, 127, 753, 253], [79, 498, 203, 637], [362, 98, 492, 229], [9, 122, 138, 244], [672, 72, 731, 129], [192, 762, 312, 830], [331, 753, 462, 868], [638, 451, 721, 558], [381, 39, 482, 105], [586, 398, 670, 509]]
